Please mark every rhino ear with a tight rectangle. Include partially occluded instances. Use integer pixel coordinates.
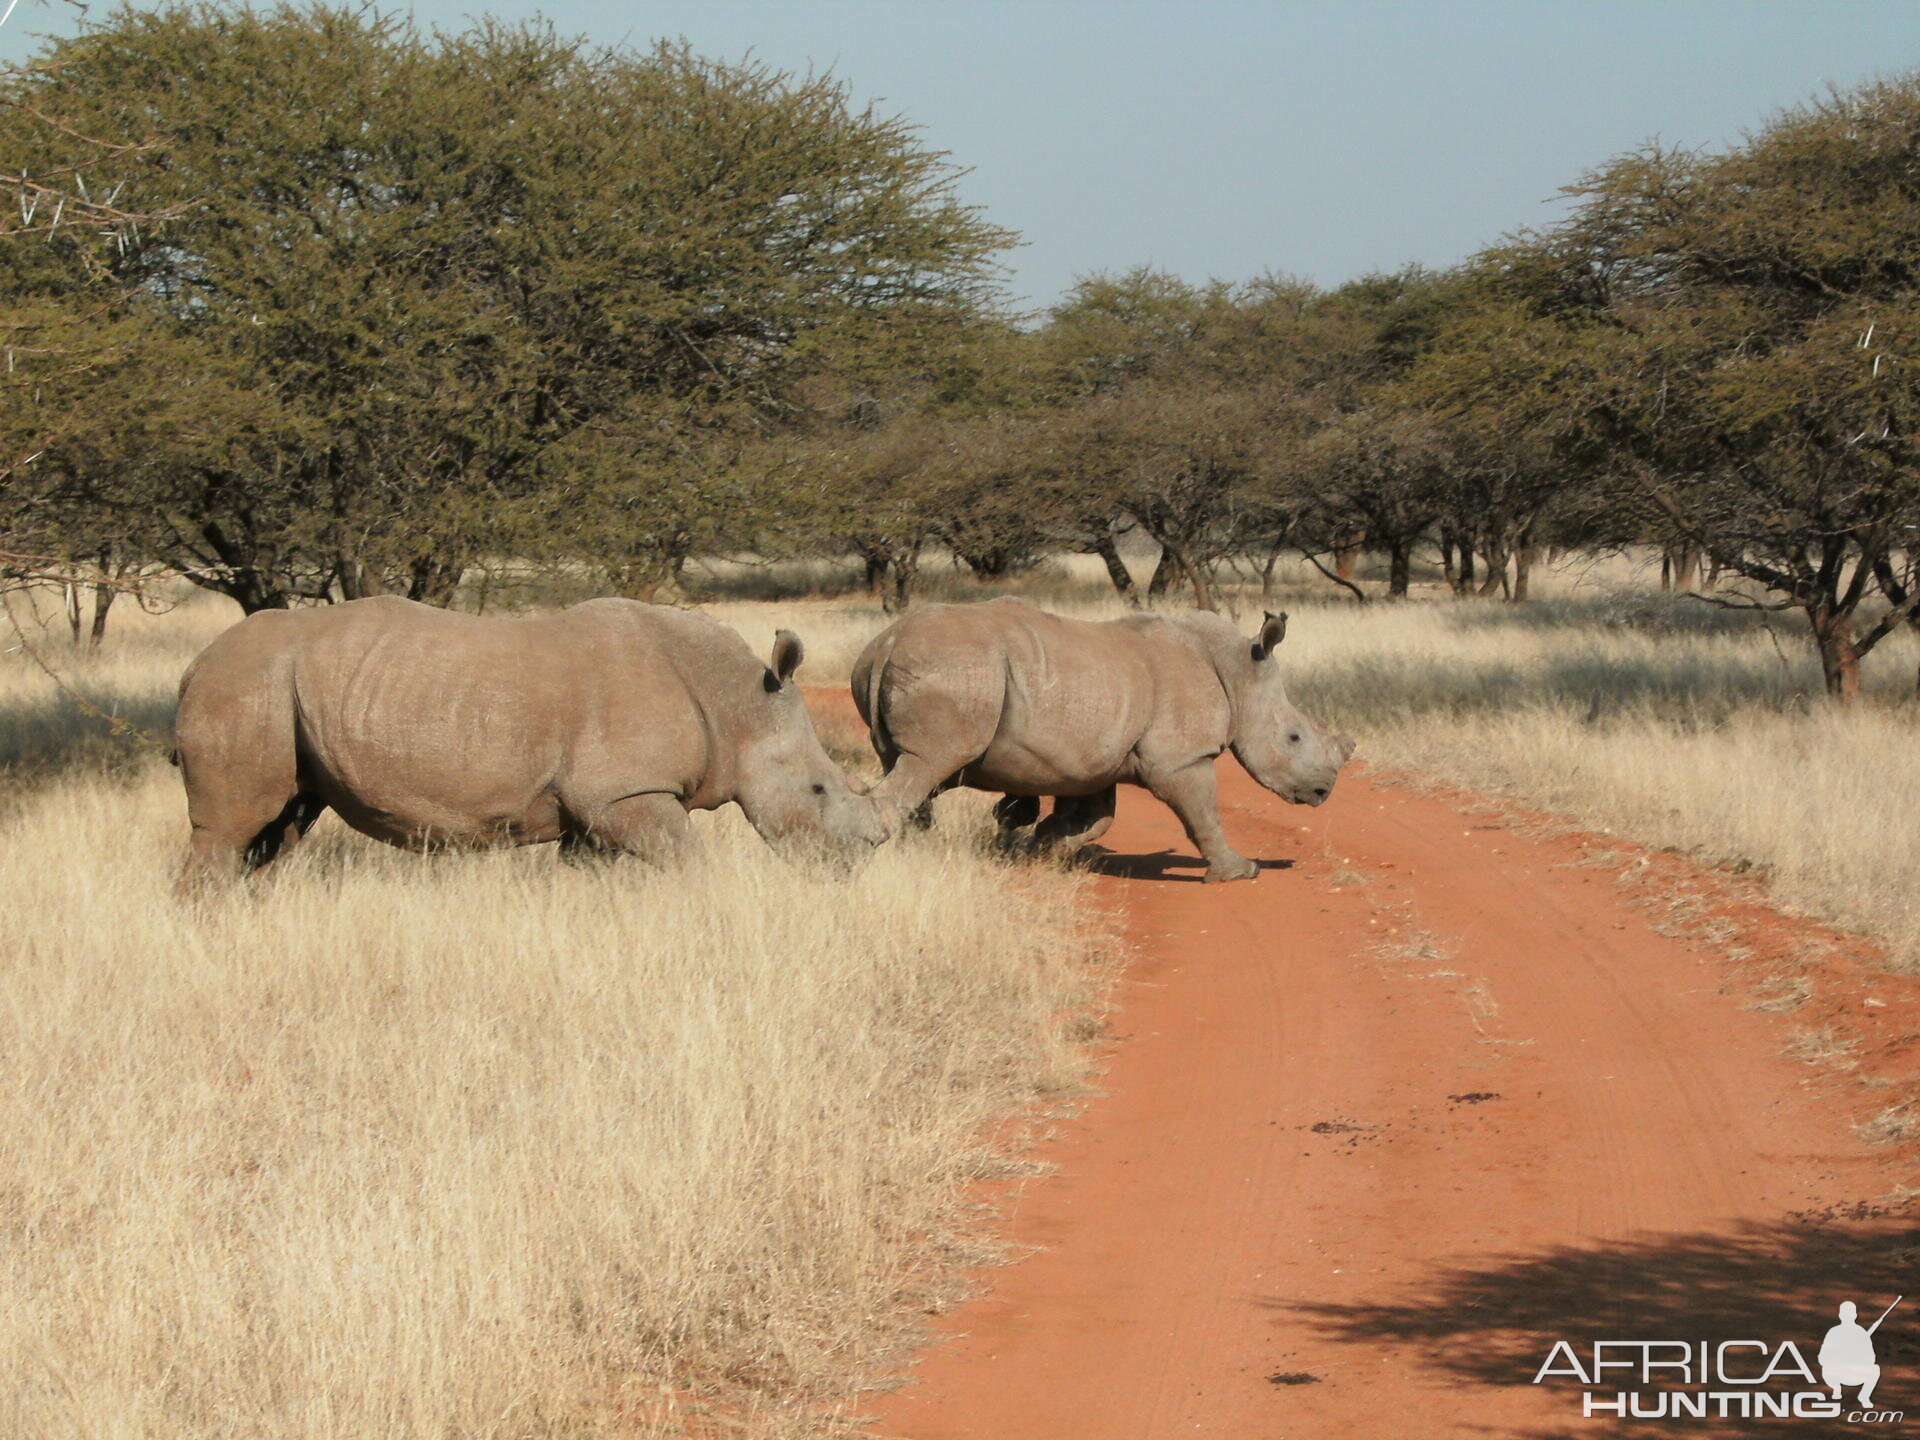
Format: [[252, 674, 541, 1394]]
[[1252, 611, 1288, 662], [769, 629, 805, 689]]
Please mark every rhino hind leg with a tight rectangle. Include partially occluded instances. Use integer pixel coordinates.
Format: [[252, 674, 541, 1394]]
[[176, 702, 324, 891], [873, 752, 961, 833], [244, 793, 328, 867], [907, 779, 958, 831], [179, 790, 327, 892], [1033, 787, 1116, 850]]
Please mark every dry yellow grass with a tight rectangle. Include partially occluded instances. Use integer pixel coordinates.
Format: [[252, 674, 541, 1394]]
[[1276, 586, 1920, 966], [5, 544, 1918, 1438], [0, 591, 1107, 1440]]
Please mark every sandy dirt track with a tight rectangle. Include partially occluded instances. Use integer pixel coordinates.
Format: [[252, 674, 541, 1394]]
[[845, 748, 1920, 1440]]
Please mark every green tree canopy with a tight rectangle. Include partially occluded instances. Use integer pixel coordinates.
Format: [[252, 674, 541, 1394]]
[[0, 3, 1014, 609], [1542, 75, 1920, 693]]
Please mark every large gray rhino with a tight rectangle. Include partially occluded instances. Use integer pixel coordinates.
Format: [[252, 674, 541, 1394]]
[[851, 598, 1353, 882], [174, 596, 889, 886]]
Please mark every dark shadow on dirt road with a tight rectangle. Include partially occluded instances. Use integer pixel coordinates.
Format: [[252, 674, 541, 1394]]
[[1081, 848, 1295, 883], [1270, 1211, 1920, 1438]]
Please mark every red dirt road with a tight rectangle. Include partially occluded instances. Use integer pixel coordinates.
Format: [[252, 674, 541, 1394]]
[[861, 761, 1920, 1440]]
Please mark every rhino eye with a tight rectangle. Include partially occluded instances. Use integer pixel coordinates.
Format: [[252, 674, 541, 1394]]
[[1288, 732, 1301, 744], [811, 783, 827, 796]]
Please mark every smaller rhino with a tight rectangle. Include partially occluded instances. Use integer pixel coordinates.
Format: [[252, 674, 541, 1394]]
[[852, 598, 1353, 881], [173, 596, 889, 886]]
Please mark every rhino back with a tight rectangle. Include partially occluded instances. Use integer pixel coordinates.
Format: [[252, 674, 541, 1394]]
[[278, 598, 714, 843]]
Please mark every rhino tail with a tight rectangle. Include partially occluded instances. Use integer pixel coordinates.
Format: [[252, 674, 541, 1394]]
[[853, 631, 899, 765]]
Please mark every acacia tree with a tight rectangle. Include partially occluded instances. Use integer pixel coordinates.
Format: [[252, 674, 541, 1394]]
[[1260, 268, 1469, 599], [801, 421, 944, 612], [1054, 381, 1286, 611], [1038, 267, 1234, 397], [2, 4, 1013, 611], [1406, 289, 1619, 601], [1619, 297, 1920, 695], [1543, 78, 1920, 696], [1293, 400, 1449, 599], [0, 1, 198, 636], [1033, 269, 1379, 607]]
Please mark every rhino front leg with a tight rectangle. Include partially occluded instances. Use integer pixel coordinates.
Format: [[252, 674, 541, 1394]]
[[570, 792, 694, 866], [1033, 786, 1116, 849], [1142, 761, 1258, 882]]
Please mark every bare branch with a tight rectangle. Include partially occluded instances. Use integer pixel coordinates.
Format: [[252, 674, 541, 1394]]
[[1301, 549, 1368, 604], [1682, 589, 1796, 612]]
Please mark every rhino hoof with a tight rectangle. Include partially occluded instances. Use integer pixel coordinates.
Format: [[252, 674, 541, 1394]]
[[1205, 856, 1260, 883]]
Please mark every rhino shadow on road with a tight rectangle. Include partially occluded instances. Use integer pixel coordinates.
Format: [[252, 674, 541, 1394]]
[[1076, 848, 1296, 883]]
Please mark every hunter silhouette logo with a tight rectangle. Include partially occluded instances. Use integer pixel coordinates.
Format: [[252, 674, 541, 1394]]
[[1531, 1294, 1905, 1423], [1821, 1297, 1899, 1408]]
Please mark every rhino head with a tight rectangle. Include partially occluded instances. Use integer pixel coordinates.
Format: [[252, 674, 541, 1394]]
[[1224, 611, 1353, 806], [734, 629, 893, 861]]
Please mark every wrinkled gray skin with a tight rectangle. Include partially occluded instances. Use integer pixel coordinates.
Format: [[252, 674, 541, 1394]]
[[852, 598, 1354, 882], [174, 596, 889, 887]]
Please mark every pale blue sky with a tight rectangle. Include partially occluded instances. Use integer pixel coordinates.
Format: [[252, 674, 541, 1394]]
[[5, 1, 1919, 312]]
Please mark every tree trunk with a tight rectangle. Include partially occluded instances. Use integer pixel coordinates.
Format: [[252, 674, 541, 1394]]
[[1333, 531, 1365, 582], [336, 551, 384, 600], [1146, 545, 1184, 602], [1811, 607, 1863, 701], [961, 546, 1024, 579], [1387, 539, 1412, 599], [1261, 541, 1284, 606], [1184, 555, 1216, 613], [1091, 533, 1138, 605], [1476, 540, 1508, 598], [1511, 541, 1537, 603], [1146, 541, 1215, 611], [87, 582, 115, 648], [1659, 542, 1699, 594], [63, 582, 82, 645], [406, 553, 464, 607], [210, 572, 292, 615], [883, 548, 919, 615], [1450, 537, 1476, 598], [187, 523, 295, 613], [863, 551, 890, 603], [613, 548, 688, 603]]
